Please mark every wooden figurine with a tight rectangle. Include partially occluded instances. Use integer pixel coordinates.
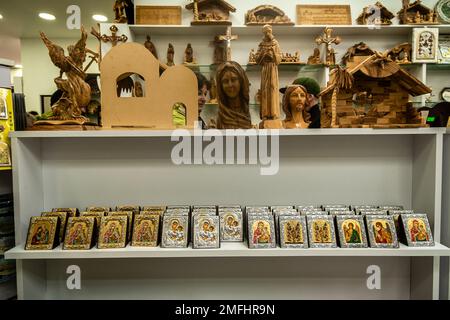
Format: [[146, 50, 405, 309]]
[[281, 85, 311, 129], [186, 0, 236, 25], [114, 0, 128, 23], [213, 41, 226, 65], [281, 51, 301, 64], [248, 49, 257, 64], [209, 76, 218, 103], [101, 42, 198, 129], [398, 0, 439, 25], [386, 43, 412, 64], [184, 43, 196, 64], [214, 27, 238, 62], [215, 61, 252, 129], [357, 1, 394, 25], [245, 5, 294, 26], [39, 27, 96, 124], [320, 53, 432, 128], [255, 25, 283, 129], [144, 35, 158, 59], [315, 27, 341, 67], [167, 43, 175, 66], [342, 42, 375, 68], [307, 48, 322, 65]]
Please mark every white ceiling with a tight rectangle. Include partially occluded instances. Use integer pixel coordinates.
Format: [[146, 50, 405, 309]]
[[0, 0, 114, 38]]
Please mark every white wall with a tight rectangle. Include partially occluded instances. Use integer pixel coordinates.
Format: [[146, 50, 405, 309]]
[[21, 38, 99, 113]]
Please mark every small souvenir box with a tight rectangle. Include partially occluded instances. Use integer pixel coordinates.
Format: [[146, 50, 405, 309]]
[[97, 216, 128, 249], [322, 204, 349, 210], [116, 205, 140, 215], [271, 205, 294, 211], [400, 213, 434, 247], [140, 210, 164, 216], [389, 210, 414, 235], [161, 215, 189, 248], [80, 211, 106, 228], [220, 210, 243, 242], [365, 215, 399, 248], [301, 210, 328, 216], [359, 209, 388, 215], [351, 205, 378, 211], [379, 205, 404, 210], [306, 215, 337, 248], [142, 206, 167, 212], [296, 205, 321, 211], [41, 211, 68, 243], [193, 215, 220, 249], [109, 211, 134, 241], [247, 215, 276, 248], [131, 214, 160, 247], [52, 207, 78, 217], [87, 206, 111, 213], [329, 210, 354, 216], [63, 217, 96, 250], [335, 215, 368, 248], [279, 215, 308, 248], [25, 216, 60, 250]]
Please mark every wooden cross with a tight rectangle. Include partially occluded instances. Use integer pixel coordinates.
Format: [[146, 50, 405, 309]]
[[215, 27, 238, 62], [98, 25, 128, 47], [315, 27, 341, 66]]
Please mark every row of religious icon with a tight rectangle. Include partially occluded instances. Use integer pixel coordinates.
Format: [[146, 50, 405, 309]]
[[24, 204, 434, 250]]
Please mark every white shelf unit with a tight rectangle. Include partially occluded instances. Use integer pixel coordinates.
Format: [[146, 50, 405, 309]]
[[443, 129, 450, 300], [5, 128, 448, 300]]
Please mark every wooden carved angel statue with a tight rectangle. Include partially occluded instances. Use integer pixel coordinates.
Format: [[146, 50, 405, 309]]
[[40, 27, 94, 123]]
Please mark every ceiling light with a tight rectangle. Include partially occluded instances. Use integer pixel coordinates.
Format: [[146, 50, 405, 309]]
[[0, 14, 3, 20], [39, 13, 56, 21], [14, 65, 23, 69], [93, 14, 108, 22]]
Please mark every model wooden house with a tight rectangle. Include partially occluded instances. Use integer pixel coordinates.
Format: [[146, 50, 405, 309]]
[[320, 54, 431, 128], [357, 2, 394, 25], [397, 0, 438, 25], [341, 42, 375, 68], [186, 0, 236, 25]]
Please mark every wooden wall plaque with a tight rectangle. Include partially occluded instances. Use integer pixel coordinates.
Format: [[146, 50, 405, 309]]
[[136, 6, 182, 25], [296, 5, 351, 25]]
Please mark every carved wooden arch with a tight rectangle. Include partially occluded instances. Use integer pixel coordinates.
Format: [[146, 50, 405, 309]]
[[101, 42, 198, 129]]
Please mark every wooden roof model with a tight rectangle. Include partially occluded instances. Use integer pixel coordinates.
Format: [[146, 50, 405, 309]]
[[186, 0, 236, 12], [320, 53, 431, 97]]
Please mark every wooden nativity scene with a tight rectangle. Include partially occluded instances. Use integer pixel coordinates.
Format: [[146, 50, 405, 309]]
[[320, 52, 431, 128], [397, 0, 439, 25], [185, 0, 236, 25], [357, 2, 394, 25], [245, 5, 294, 26]]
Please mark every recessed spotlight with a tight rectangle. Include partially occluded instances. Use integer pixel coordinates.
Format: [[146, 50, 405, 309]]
[[93, 14, 108, 22], [39, 13, 56, 21], [0, 14, 3, 20], [14, 65, 23, 69]]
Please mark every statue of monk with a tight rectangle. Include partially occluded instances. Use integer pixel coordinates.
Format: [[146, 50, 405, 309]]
[[255, 25, 282, 128]]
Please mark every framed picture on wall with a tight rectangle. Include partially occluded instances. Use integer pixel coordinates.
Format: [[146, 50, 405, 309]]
[[40, 95, 52, 114], [438, 34, 450, 64], [412, 28, 439, 63]]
